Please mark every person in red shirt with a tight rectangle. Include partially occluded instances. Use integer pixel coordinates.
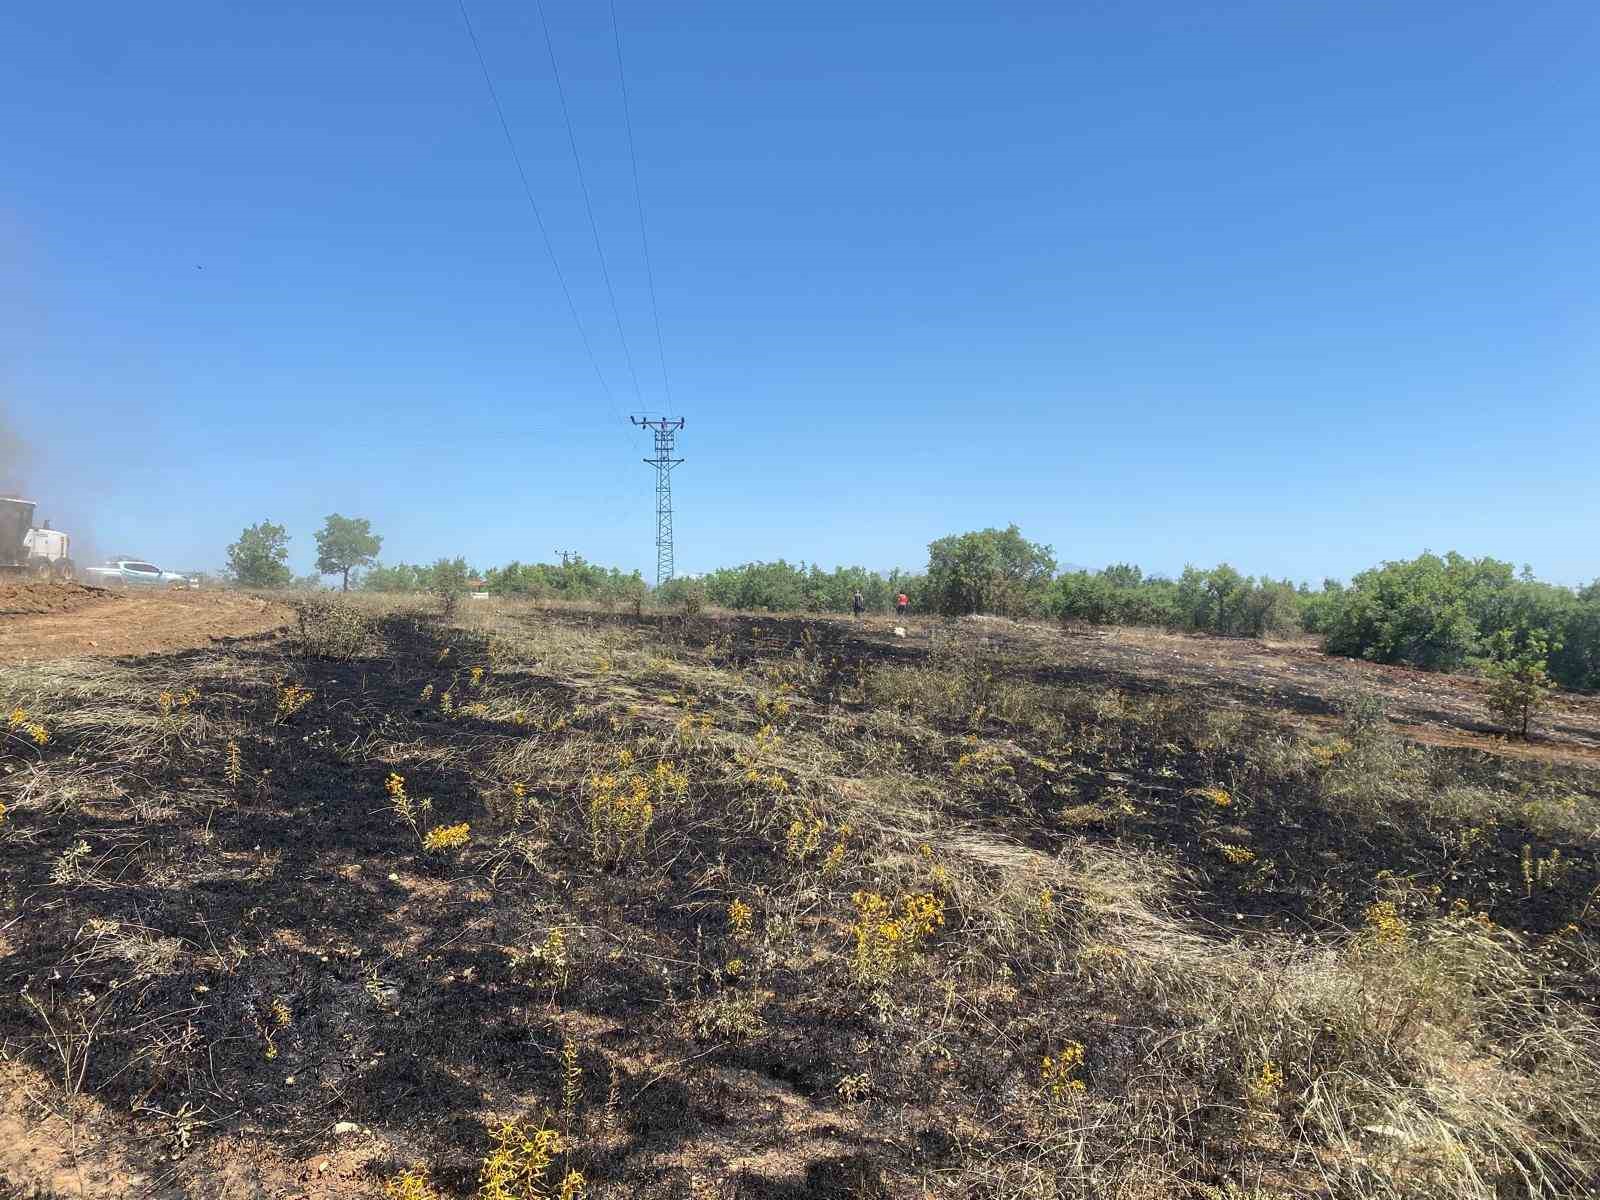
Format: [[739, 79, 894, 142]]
[[896, 592, 909, 617]]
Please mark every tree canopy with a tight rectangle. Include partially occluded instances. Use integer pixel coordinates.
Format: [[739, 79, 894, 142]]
[[226, 521, 291, 589], [314, 514, 383, 591], [925, 525, 1056, 618]]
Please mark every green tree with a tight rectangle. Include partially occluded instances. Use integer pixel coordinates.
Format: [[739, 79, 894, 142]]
[[1484, 629, 1559, 738], [314, 513, 383, 592], [226, 521, 292, 589], [1553, 582, 1600, 692], [1053, 570, 1120, 625], [429, 556, 471, 617], [925, 525, 1056, 618], [1324, 553, 1510, 671]]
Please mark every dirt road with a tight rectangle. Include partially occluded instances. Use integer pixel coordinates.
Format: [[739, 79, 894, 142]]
[[0, 583, 288, 661]]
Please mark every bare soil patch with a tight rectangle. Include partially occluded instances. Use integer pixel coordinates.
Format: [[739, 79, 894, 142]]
[[0, 581, 117, 617], [0, 590, 289, 662]]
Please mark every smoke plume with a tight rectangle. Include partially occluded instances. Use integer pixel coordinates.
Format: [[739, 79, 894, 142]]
[[0, 403, 29, 497]]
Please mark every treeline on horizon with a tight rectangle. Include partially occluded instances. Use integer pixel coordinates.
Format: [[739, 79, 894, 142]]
[[354, 525, 1600, 692]]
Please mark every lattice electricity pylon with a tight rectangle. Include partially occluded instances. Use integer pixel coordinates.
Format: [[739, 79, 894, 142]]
[[630, 416, 685, 585]]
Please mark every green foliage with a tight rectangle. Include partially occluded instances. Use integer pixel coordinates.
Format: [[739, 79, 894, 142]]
[[1053, 562, 1296, 636], [483, 556, 646, 606], [359, 561, 427, 592], [1552, 582, 1600, 693], [226, 521, 292, 589], [1322, 553, 1506, 671], [429, 556, 471, 617], [700, 560, 808, 611], [697, 560, 918, 613], [1319, 553, 1600, 690], [926, 525, 1056, 618], [655, 576, 707, 615], [1484, 629, 1558, 737], [1054, 563, 1179, 627], [365, 555, 645, 609], [1298, 579, 1346, 635], [369, 555, 920, 617], [1174, 564, 1302, 637], [314, 513, 382, 591]]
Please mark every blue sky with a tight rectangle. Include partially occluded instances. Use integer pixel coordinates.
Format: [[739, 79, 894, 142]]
[[3, 1, 1596, 585]]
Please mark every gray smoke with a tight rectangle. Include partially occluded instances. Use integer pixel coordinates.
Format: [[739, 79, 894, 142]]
[[0, 401, 105, 576], [0, 403, 28, 497]]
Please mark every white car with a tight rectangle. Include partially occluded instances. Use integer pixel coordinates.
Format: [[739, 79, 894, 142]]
[[83, 559, 197, 589]]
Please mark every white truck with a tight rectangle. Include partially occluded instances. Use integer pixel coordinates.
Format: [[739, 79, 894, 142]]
[[0, 497, 75, 580], [82, 559, 197, 589]]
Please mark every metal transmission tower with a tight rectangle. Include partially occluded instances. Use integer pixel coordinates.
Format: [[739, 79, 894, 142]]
[[630, 416, 685, 585]]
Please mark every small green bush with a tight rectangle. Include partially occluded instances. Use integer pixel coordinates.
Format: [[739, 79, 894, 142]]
[[655, 577, 707, 616], [1484, 629, 1558, 737], [429, 556, 471, 618]]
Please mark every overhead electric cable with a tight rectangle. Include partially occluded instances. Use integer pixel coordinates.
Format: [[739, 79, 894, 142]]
[[532, 0, 644, 408], [608, 0, 672, 408], [454, 0, 621, 419]]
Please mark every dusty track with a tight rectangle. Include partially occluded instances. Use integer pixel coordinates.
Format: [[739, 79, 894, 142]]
[[0, 587, 289, 661]]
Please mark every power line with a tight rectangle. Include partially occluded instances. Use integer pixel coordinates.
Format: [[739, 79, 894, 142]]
[[609, 0, 672, 409], [534, 0, 644, 408], [454, 0, 621, 420]]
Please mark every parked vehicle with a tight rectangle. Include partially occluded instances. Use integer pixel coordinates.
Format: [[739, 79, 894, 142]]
[[23, 525, 73, 579], [0, 497, 75, 579], [82, 559, 197, 589]]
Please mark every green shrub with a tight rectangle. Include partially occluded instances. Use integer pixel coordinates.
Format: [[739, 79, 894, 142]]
[[1322, 553, 1486, 671], [1054, 563, 1294, 636], [1483, 629, 1558, 737], [429, 556, 471, 617], [655, 576, 707, 615], [1317, 553, 1600, 690], [926, 525, 1055, 618], [697, 560, 917, 613], [483, 557, 646, 605]]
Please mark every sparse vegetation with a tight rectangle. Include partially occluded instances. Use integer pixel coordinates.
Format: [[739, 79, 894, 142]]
[[2, 594, 1598, 1197]]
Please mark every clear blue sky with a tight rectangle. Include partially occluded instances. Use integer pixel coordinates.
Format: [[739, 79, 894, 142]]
[[3, 1, 1596, 585]]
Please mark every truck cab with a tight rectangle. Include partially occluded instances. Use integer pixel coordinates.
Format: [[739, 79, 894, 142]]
[[22, 526, 73, 579]]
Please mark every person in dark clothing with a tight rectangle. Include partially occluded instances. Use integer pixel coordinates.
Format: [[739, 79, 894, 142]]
[[851, 590, 865, 618]]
